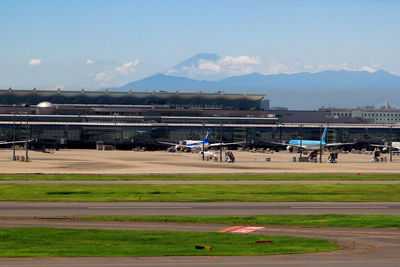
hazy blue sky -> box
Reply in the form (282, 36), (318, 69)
(1, 0), (399, 90)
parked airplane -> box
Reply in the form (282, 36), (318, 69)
(371, 142), (400, 152)
(285, 127), (353, 151)
(159, 129), (243, 152)
(0, 140), (31, 145)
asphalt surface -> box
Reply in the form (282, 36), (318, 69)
(0, 202), (399, 218)
(0, 218), (399, 266)
(2, 180), (400, 184)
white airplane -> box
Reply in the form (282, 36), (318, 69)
(371, 142), (400, 151)
(0, 140), (31, 145)
(276, 127), (353, 151)
(159, 129), (243, 152)
(393, 142), (400, 150)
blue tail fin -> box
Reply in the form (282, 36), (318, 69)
(204, 128), (210, 143)
(321, 127), (327, 143)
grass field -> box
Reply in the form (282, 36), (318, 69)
(1, 173), (400, 181)
(0, 183), (399, 201)
(0, 228), (338, 257)
(85, 214), (400, 228)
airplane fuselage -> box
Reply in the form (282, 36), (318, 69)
(392, 142), (400, 150)
(176, 140), (210, 151)
(288, 140), (326, 150)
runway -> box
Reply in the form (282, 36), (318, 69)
(0, 218), (400, 266)
(2, 180), (400, 184)
(1, 202), (399, 217)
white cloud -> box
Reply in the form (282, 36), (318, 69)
(218, 55), (259, 75)
(94, 70), (113, 82)
(303, 62), (382, 73)
(28, 59), (41, 66)
(198, 60), (221, 72)
(165, 54), (262, 79)
(260, 61), (383, 75)
(86, 59), (96, 64)
(219, 55), (261, 65)
(266, 63), (292, 74)
(218, 55), (261, 75)
(114, 60), (139, 75)
(94, 60), (140, 83)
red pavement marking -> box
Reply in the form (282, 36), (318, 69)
(230, 226), (265, 233)
(218, 225), (243, 233)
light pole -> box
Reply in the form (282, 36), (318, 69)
(319, 125), (323, 163)
(25, 113), (29, 161)
(299, 124), (303, 157)
(219, 122), (222, 162)
(202, 123), (205, 161)
(114, 113), (117, 150)
(12, 113), (16, 161)
(390, 125), (393, 162)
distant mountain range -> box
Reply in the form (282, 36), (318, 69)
(108, 54), (400, 109)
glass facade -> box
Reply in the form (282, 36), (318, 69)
(1, 116), (399, 149)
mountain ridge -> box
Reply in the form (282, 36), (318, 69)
(113, 69), (400, 92)
(107, 53), (400, 109)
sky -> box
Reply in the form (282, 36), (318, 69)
(1, 0), (400, 90)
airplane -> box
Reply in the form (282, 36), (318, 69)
(392, 142), (400, 150)
(371, 142), (400, 152)
(0, 140), (31, 145)
(159, 128), (243, 152)
(284, 127), (353, 151)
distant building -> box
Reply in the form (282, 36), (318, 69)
(0, 88), (265, 110)
(270, 106), (288, 111)
(260, 99), (270, 110)
(319, 107), (400, 124)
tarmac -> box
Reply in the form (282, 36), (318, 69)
(2, 180), (400, 184)
(0, 218), (399, 267)
(1, 149), (400, 266)
(0, 149), (400, 174)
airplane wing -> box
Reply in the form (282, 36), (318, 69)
(268, 141), (289, 146)
(325, 142), (354, 147)
(370, 144), (386, 148)
(208, 141), (245, 147)
(0, 140), (31, 145)
(370, 144), (400, 150)
(158, 141), (178, 146)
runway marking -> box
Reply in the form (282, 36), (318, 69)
(230, 226), (265, 233)
(291, 206), (389, 209)
(87, 206), (193, 209)
(218, 225), (243, 233)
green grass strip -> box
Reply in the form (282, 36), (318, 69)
(0, 228), (338, 257)
(0, 184), (400, 201)
(1, 173), (400, 181)
(85, 214), (400, 228)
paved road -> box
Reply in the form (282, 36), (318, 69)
(2, 180), (400, 184)
(1, 202), (399, 217)
(0, 219), (399, 266)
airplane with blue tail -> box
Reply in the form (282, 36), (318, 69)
(286, 127), (353, 151)
(159, 128), (243, 152)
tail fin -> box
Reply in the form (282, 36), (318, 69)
(321, 127), (327, 143)
(204, 128), (210, 143)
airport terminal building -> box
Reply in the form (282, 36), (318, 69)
(1, 88), (400, 149)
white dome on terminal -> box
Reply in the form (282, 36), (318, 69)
(37, 101), (54, 108)
(36, 101), (56, 115)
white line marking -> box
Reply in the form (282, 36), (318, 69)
(291, 206), (389, 209)
(88, 206), (193, 209)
